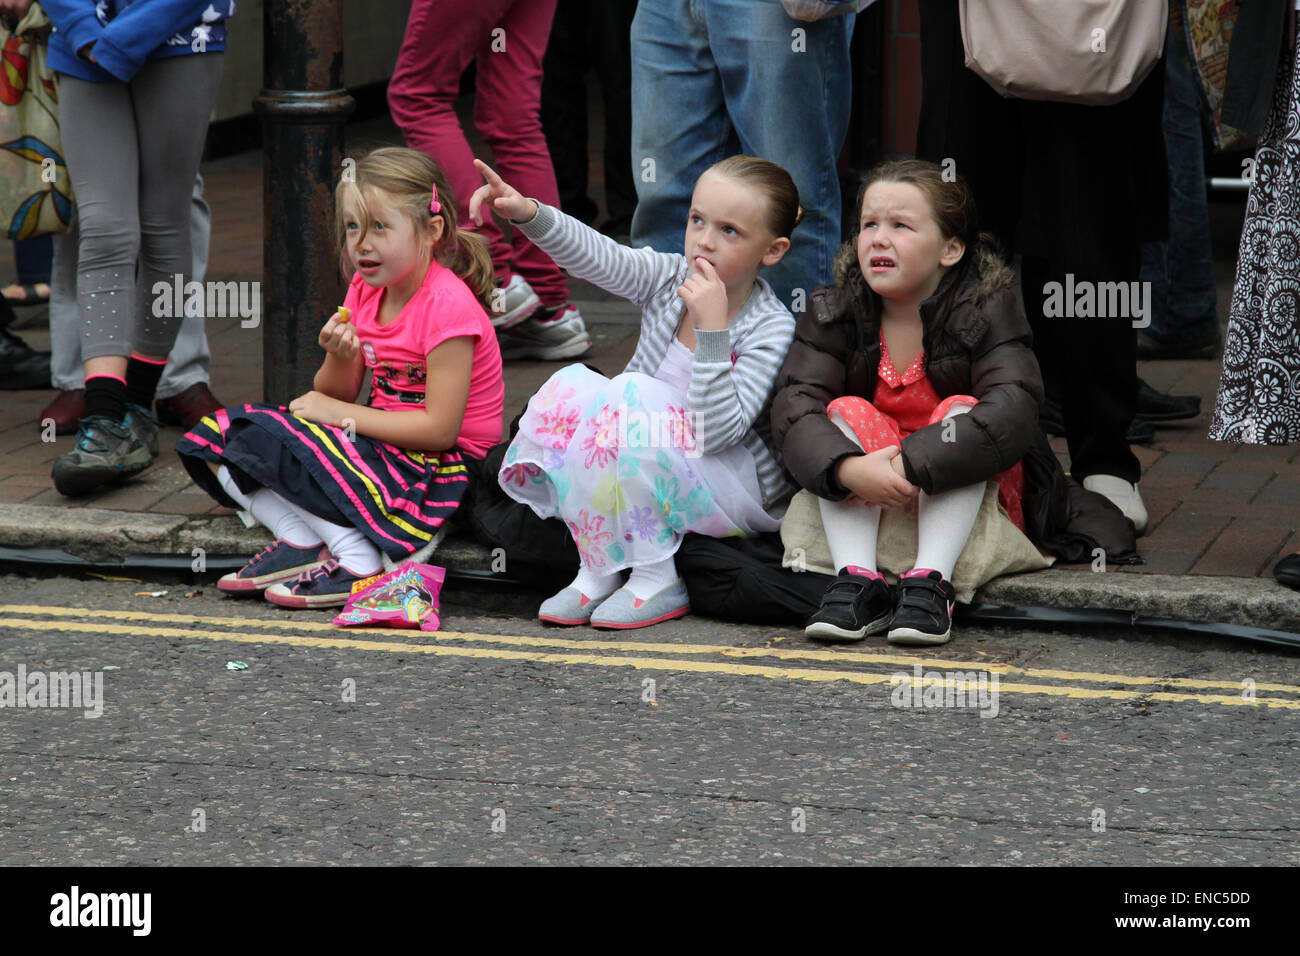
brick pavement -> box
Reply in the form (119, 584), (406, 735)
(1, 127), (1296, 581)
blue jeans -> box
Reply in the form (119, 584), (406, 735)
(1139, 22), (1217, 342)
(630, 0), (854, 309)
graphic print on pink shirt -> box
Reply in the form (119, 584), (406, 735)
(341, 261), (505, 458)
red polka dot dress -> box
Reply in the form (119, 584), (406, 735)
(827, 332), (1026, 530)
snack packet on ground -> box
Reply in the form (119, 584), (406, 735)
(333, 561), (446, 631)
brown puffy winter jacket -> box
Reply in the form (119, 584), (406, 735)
(772, 257), (1041, 498)
(771, 258), (1140, 564)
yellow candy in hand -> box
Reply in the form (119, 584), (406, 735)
(337, 306), (351, 324)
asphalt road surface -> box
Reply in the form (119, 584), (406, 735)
(1, 568), (1297, 865)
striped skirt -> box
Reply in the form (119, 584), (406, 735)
(175, 404), (472, 560)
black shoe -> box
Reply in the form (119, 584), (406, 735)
(1136, 327), (1219, 360)
(1039, 398), (1155, 445)
(1274, 553), (1300, 591)
(887, 570), (957, 646)
(1128, 415), (1156, 445)
(0, 326), (50, 389)
(804, 570), (895, 642)
(51, 415), (153, 497)
(1137, 378), (1201, 422)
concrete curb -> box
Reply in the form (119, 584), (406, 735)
(3, 503), (1300, 634)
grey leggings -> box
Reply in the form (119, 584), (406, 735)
(50, 176), (212, 396)
(58, 54), (225, 361)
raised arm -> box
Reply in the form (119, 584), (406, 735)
(469, 159), (679, 308)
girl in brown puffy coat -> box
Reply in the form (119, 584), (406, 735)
(771, 158), (1127, 646)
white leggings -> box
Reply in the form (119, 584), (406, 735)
(818, 403), (985, 581)
(216, 466), (383, 575)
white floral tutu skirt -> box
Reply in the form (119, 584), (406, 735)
(499, 364), (780, 572)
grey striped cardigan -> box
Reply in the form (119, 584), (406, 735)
(515, 202), (797, 511)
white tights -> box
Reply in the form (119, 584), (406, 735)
(569, 555), (679, 602)
(216, 465), (383, 575)
(819, 405), (985, 581)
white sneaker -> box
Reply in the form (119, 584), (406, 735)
(1082, 474), (1148, 535)
(498, 304), (592, 360)
(490, 273), (541, 329)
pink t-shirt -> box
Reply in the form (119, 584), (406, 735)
(342, 261), (504, 458)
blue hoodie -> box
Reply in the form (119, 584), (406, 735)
(41, 0), (235, 83)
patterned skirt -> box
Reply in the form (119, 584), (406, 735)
(499, 365), (780, 573)
(1209, 26), (1300, 444)
(175, 404), (472, 561)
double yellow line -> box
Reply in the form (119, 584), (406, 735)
(2, 603), (1298, 709)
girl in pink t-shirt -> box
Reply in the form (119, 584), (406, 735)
(176, 147), (504, 608)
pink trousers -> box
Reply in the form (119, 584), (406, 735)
(388, 0), (569, 307)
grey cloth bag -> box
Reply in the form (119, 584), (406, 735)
(959, 0), (1168, 105)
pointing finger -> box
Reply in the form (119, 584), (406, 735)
(473, 158), (504, 189)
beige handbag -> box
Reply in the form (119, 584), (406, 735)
(959, 0), (1168, 105)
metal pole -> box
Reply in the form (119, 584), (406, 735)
(252, 0), (355, 405)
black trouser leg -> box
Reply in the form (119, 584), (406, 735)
(541, 0), (597, 223)
(1022, 255), (1140, 483)
(592, 0), (639, 228)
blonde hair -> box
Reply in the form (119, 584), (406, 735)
(335, 146), (495, 311)
(705, 155), (804, 238)
(833, 158), (1014, 303)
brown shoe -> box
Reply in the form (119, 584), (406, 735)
(155, 382), (223, 429)
(37, 388), (86, 434)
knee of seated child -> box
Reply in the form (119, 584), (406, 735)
(828, 409), (865, 448)
(827, 397), (882, 437)
(928, 396), (978, 426)
(827, 396), (876, 420)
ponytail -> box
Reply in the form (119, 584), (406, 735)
(448, 227), (495, 313)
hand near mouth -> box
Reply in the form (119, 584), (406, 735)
(678, 257), (728, 330)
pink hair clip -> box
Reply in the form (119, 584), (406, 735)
(430, 184), (442, 215)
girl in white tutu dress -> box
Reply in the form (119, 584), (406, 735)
(469, 155), (801, 629)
